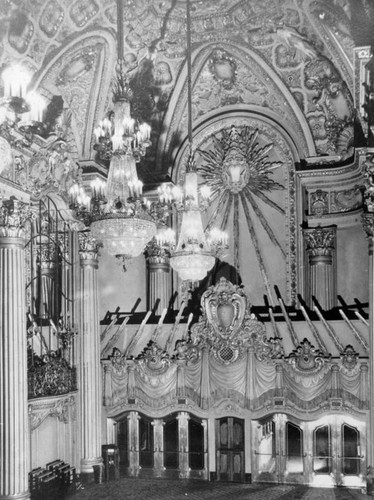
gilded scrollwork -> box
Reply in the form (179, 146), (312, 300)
(340, 344), (359, 375)
(190, 278), (283, 364)
(137, 340), (171, 376)
(286, 338), (330, 374)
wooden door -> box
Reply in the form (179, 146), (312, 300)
(216, 417), (244, 482)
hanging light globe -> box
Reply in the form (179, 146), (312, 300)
(170, 171), (215, 281)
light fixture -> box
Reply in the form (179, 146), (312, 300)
(0, 64), (47, 145)
(69, 0), (159, 259)
(168, 0), (228, 282)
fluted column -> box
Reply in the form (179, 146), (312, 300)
(303, 225), (337, 310)
(78, 232), (102, 475)
(145, 239), (172, 314)
(0, 198), (31, 500)
(362, 211), (374, 468)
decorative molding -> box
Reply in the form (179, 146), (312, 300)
(28, 393), (76, 431)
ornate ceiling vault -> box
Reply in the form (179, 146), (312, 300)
(0, 0), (373, 303)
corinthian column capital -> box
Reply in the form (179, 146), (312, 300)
(303, 225), (336, 261)
(78, 231), (101, 263)
(0, 197), (33, 239)
(145, 237), (170, 266)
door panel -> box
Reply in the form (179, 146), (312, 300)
(216, 417), (244, 482)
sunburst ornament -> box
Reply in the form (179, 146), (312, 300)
(197, 125), (285, 293)
(198, 125), (283, 196)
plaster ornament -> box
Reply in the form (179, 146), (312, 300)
(0, 137), (12, 175)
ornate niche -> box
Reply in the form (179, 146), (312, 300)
(190, 278), (283, 365)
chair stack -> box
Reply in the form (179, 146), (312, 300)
(29, 460), (79, 499)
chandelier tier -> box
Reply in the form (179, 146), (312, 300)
(0, 64), (48, 146)
(69, 0), (158, 259)
(168, 0), (228, 282)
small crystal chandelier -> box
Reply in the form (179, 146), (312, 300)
(168, 0), (228, 282)
(0, 64), (47, 145)
(69, 0), (157, 259)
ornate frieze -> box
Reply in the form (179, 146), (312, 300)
(308, 187), (362, 216)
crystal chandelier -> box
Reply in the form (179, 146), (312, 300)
(69, 0), (157, 259)
(168, 0), (228, 282)
(0, 64), (47, 146)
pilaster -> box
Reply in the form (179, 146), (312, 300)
(362, 211), (374, 468)
(78, 231), (103, 476)
(303, 225), (337, 310)
(0, 198), (31, 500)
(145, 239), (172, 314)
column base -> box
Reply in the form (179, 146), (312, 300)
(80, 458), (104, 485)
(0, 491), (31, 500)
(80, 457), (103, 474)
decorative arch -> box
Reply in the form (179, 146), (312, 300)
(157, 40), (316, 171)
(172, 110), (298, 306)
(30, 29), (117, 159)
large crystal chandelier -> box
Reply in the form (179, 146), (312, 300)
(168, 0), (228, 282)
(69, 0), (156, 259)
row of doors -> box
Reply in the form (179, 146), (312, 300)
(117, 415), (205, 473)
(116, 413), (365, 487)
(254, 416), (364, 488)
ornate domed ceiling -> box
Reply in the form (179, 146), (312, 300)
(0, 0), (373, 303)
